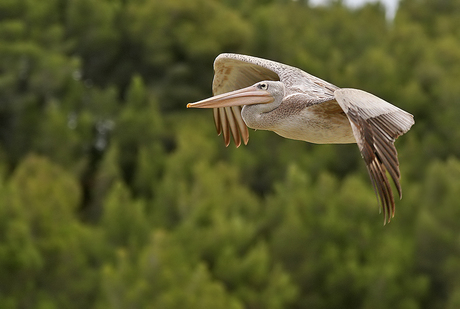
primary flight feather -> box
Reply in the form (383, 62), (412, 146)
(187, 53), (415, 224)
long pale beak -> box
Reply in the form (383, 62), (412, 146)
(187, 85), (274, 108)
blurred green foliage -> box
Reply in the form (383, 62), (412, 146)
(1, 0), (460, 308)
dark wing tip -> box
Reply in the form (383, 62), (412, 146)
(366, 158), (396, 225)
(347, 107), (410, 224)
(334, 89), (414, 224)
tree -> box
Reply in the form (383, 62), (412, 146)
(0, 155), (101, 308)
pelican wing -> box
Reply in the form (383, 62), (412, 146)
(212, 54), (279, 147)
(334, 88), (414, 224)
(212, 53), (338, 147)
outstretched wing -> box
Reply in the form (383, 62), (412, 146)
(334, 88), (414, 224)
(212, 53), (338, 147)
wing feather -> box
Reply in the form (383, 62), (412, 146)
(213, 108), (221, 135)
(230, 106), (249, 146)
(218, 107), (230, 147)
(334, 88), (414, 224)
(225, 106), (241, 147)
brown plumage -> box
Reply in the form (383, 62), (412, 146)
(188, 53), (414, 224)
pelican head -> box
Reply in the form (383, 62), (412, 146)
(188, 81), (284, 111)
(187, 81), (285, 130)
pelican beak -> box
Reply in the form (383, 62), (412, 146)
(187, 85), (274, 108)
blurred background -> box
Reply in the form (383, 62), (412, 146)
(1, 0), (460, 308)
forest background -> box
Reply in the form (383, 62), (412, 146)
(1, 0), (460, 308)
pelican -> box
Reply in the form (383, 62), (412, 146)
(187, 53), (414, 223)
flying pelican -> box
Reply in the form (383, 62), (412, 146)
(187, 53), (414, 223)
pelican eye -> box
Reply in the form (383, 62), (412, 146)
(258, 83), (268, 90)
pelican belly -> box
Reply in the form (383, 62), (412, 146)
(271, 112), (356, 144)
(241, 100), (356, 144)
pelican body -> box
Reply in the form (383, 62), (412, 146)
(187, 53), (414, 224)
